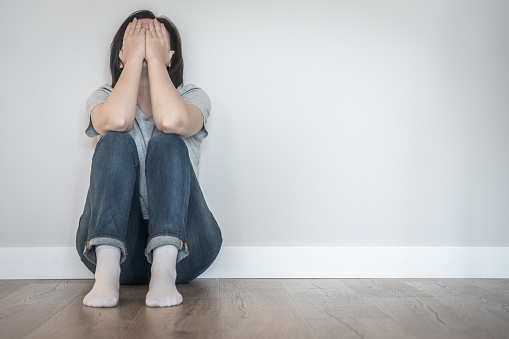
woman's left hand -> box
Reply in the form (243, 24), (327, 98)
(145, 18), (174, 68)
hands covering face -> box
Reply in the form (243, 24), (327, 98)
(119, 17), (175, 69)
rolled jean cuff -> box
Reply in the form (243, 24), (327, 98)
(145, 234), (189, 264)
(83, 236), (128, 265)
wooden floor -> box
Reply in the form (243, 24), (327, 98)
(1, 278), (508, 338)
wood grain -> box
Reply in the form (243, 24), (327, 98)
(0, 278), (507, 339)
(0, 280), (92, 339)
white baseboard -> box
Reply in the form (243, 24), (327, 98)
(0, 246), (508, 279)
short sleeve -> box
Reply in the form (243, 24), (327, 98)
(85, 83), (113, 138)
(179, 84), (211, 140)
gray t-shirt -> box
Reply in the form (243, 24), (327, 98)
(85, 82), (211, 220)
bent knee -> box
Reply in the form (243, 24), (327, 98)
(97, 131), (137, 153)
(148, 131), (187, 153)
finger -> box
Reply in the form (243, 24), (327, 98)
(148, 19), (154, 35)
(135, 18), (142, 34)
(147, 20), (157, 38)
(127, 18), (135, 36)
(140, 26), (146, 38)
(154, 19), (162, 39)
(123, 25), (132, 43)
(150, 19), (159, 39)
(160, 22), (168, 42)
(159, 22), (171, 50)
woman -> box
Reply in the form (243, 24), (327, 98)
(75, 10), (223, 308)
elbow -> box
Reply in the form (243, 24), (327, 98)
(161, 117), (182, 135)
(112, 118), (133, 133)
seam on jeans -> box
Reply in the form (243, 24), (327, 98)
(84, 235), (127, 254)
(121, 163), (139, 241)
(87, 234), (126, 242)
(147, 233), (187, 248)
(148, 232), (185, 240)
(147, 233), (188, 253)
(92, 132), (140, 245)
(86, 235), (126, 250)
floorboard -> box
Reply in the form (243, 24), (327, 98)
(0, 278), (507, 339)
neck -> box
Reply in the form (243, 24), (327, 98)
(137, 62), (152, 117)
(138, 62), (150, 98)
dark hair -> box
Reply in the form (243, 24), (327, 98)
(109, 10), (184, 88)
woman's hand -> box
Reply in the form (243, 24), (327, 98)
(119, 18), (146, 69)
(145, 18), (174, 68)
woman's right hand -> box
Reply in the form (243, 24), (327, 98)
(119, 18), (146, 69)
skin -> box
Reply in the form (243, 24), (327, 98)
(119, 18), (172, 118)
(116, 17), (203, 137)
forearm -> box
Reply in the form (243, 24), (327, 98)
(101, 57), (144, 131)
(147, 61), (188, 133)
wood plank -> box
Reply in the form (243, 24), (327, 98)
(402, 278), (509, 323)
(26, 279), (219, 338)
(220, 279), (303, 320)
(402, 278), (509, 306)
(341, 278), (433, 298)
(221, 318), (317, 339)
(281, 279), (418, 338)
(177, 278), (219, 299)
(2, 278), (508, 339)
(282, 279), (389, 319)
(0, 279), (34, 300)
(307, 317), (418, 339)
(123, 279), (220, 338)
(25, 283), (146, 338)
(305, 318), (360, 339)
(367, 295), (509, 339)
(280, 278), (351, 289)
(127, 298), (220, 338)
(1, 280), (92, 338)
(468, 278), (509, 293)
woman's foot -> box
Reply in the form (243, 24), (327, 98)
(83, 244), (121, 307)
(146, 244), (183, 307)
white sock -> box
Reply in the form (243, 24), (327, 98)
(83, 244), (121, 307)
(146, 244), (183, 307)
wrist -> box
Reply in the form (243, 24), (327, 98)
(123, 56), (144, 68)
(145, 57), (167, 67)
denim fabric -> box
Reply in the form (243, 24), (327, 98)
(75, 131), (223, 285)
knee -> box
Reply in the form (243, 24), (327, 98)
(96, 131), (137, 155)
(148, 131), (188, 155)
(100, 131), (134, 142)
(93, 131), (138, 167)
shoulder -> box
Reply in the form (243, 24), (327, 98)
(87, 83), (112, 98)
(86, 83), (113, 114)
(177, 83), (208, 98)
(178, 83), (210, 106)
(177, 84), (212, 121)
(98, 82), (113, 94)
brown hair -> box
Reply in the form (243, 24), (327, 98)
(109, 9), (184, 88)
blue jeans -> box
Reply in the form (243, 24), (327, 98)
(75, 131), (223, 285)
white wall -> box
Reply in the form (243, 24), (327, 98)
(1, 0), (508, 255)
